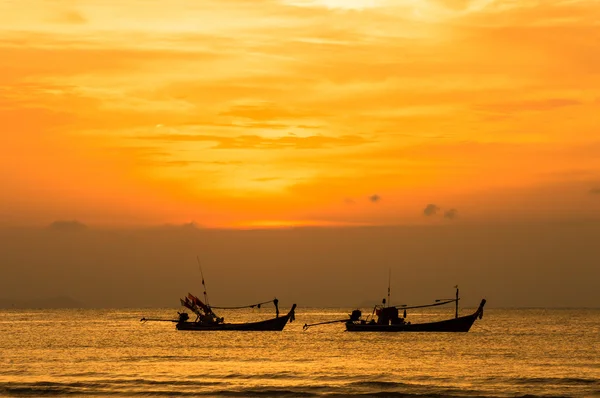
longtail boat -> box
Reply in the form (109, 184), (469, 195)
(141, 259), (296, 331)
(141, 296), (297, 331)
(176, 303), (296, 331)
(304, 287), (486, 333)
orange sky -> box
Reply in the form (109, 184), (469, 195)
(1, 0), (599, 227)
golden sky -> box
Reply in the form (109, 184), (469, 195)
(1, 0), (599, 227)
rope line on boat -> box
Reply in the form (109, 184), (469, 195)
(303, 319), (346, 330)
(210, 299), (277, 310)
(140, 317), (178, 323)
(393, 298), (457, 310)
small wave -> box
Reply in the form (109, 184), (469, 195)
(196, 388), (318, 397)
(58, 371), (104, 378)
(342, 382), (494, 398)
(510, 376), (599, 386)
(223, 371), (296, 380)
(0, 380), (222, 397)
(102, 378), (223, 387)
(0, 387), (67, 396)
(0, 370), (25, 376)
(516, 395), (573, 398)
(122, 355), (201, 362)
(346, 380), (410, 389)
(0, 384), (80, 396)
(325, 393), (486, 398)
(108, 390), (221, 396)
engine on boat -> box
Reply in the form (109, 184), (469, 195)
(350, 309), (362, 322)
(178, 312), (189, 323)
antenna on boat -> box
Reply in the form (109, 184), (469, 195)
(197, 256), (210, 306)
(387, 268), (391, 307)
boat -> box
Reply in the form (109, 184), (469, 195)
(176, 303), (297, 331)
(304, 287), (485, 333)
(141, 294), (297, 331)
(140, 259), (296, 331)
(345, 298), (485, 332)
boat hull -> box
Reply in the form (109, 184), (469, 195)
(346, 299), (485, 333)
(176, 304), (296, 331)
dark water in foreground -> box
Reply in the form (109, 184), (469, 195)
(0, 307), (599, 397)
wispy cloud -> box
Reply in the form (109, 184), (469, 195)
(477, 98), (582, 114)
(253, 177), (281, 182)
(220, 103), (323, 121)
(51, 10), (87, 25)
(139, 134), (372, 150)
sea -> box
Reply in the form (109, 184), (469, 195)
(0, 307), (598, 397)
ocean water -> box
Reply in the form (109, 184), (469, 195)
(0, 306), (598, 397)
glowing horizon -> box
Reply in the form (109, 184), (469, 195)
(1, 0), (599, 228)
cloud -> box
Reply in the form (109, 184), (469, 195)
(49, 11), (87, 25)
(444, 208), (458, 219)
(369, 194), (381, 203)
(253, 177), (280, 182)
(477, 98), (582, 114)
(48, 220), (87, 231)
(140, 133), (371, 150)
(219, 103), (321, 121)
(423, 204), (440, 216)
(433, 0), (473, 11)
(590, 188), (600, 195)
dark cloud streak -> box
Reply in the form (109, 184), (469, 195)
(48, 220), (87, 231)
(369, 194), (381, 203)
(444, 209), (458, 219)
(423, 204), (440, 216)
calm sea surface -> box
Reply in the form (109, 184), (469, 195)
(0, 307), (598, 397)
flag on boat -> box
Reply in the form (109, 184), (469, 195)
(188, 293), (212, 314)
(181, 298), (199, 314)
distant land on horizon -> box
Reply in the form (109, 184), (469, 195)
(0, 296), (85, 309)
(0, 296), (598, 310)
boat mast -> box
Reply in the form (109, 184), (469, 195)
(197, 256), (210, 306)
(455, 285), (459, 319)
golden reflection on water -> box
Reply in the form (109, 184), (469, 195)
(0, 308), (599, 396)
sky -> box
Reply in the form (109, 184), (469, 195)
(1, 1), (599, 308)
(1, 0), (599, 228)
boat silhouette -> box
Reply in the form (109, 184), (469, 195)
(304, 287), (486, 332)
(141, 258), (296, 331)
(141, 295), (297, 332)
